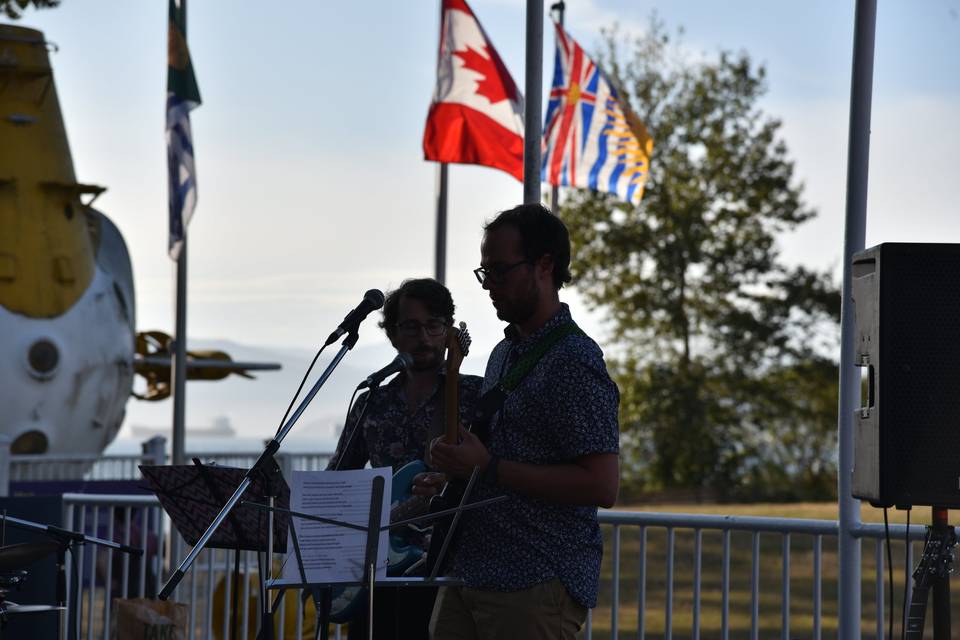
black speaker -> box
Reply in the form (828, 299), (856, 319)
(852, 243), (960, 508)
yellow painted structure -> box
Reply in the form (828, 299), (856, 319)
(0, 24), (104, 318)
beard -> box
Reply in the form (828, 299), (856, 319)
(410, 344), (445, 371)
(495, 279), (540, 325)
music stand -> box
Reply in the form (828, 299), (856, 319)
(254, 480), (506, 640)
(140, 460), (290, 640)
(255, 475), (387, 640)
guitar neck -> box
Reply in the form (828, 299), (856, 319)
(904, 584), (930, 639)
(444, 362), (459, 443)
(443, 325), (467, 444)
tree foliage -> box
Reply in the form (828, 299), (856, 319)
(559, 19), (841, 500)
(1, 0), (60, 20)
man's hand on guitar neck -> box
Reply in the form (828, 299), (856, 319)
(429, 426), (492, 480)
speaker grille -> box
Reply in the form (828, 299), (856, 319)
(880, 244), (960, 507)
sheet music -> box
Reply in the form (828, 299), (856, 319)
(277, 468), (391, 585)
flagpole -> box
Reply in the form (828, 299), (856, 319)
(837, 0), (876, 635)
(434, 162), (448, 284)
(523, 0), (544, 204)
(167, 0), (200, 469)
(172, 239), (187, 466)
(549, 1), (564, 213)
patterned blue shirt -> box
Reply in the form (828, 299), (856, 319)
(328, 372), (483, 473)
(450, 304), (620, 608)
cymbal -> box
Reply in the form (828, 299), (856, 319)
(0, 602), (65, 614)
(0, 541), (60, 571)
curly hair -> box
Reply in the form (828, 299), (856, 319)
(379, 278), (455, 337)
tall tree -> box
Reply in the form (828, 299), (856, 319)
(560, 20), (841, 499)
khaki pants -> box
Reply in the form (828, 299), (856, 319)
(429, 579), (587, 640)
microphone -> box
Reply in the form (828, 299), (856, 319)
(324, 289), (385, 346)
(358, 353), (413, 389)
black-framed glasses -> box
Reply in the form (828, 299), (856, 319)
(395, 319), (449, 337)
(473, 260), (532, 285)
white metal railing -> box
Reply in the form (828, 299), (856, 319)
(8, 452), (159, 482)
(593, 511), (934, 640)
(61, 493), (346, 640)
(3, 436), (332, 484)
(57, 494), (938, 640)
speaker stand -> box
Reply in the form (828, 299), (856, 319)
(931, 508), (952, 640)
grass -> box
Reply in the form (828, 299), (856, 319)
(586, 502), (952, 639)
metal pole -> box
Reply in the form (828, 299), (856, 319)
(932, 508), (952, 640)
(172, 236), (188, 466)
(435, 163), (448, 284)
(523, 0), (544, 204)
(549, 1), (564, 213)
(838, 0), (877, 636)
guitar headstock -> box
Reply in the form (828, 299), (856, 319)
(445, 322), (470, 375)
(912, 535), (955, 589)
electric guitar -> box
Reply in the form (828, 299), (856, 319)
(422, 323), (476, 577)
(329, 323), (471, 623)
(905, 527), (956, 639)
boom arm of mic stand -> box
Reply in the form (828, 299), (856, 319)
(159, 333), (359, 601)
(0, 515), (141, 555)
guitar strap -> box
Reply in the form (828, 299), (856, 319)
(471, 321), (583, 443)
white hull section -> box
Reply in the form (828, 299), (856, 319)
(0, 264), (134, 454)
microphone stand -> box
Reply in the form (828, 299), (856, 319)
(159, 330), (361, 601)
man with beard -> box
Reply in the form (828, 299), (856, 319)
(328, 278), (482, 640)
(421, 204), (621, 640)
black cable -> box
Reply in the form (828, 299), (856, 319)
(274, 345), (328, 438)
(884, 508), (893, 640)
(332, 387), (374, 471)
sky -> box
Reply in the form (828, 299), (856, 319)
(5, 0), (959, 443)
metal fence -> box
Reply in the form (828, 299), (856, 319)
(1, 437), (941, 639)
(62, 492), (346, 640)
(56, 492), (942, 640)
(3, 437), (332, 484)
(586, 511), (937, 640)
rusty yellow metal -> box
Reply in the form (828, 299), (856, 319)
(133, 331), (261, 401)
(0, 25), (101, 318)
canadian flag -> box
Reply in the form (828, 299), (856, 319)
(423, 0), (524, 181)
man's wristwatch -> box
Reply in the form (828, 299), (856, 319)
(482, 454), (500, 486)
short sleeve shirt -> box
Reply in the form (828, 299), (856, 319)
(328, 371), (483, 472)
(450, 304), (620, 608)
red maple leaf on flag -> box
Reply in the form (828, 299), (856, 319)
(453, 44), (519, 105)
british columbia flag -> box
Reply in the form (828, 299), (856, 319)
(542, 23), (653, 205)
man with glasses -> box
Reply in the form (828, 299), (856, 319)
(424, 204), (621, 640)
(328, 278), (482, 640)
